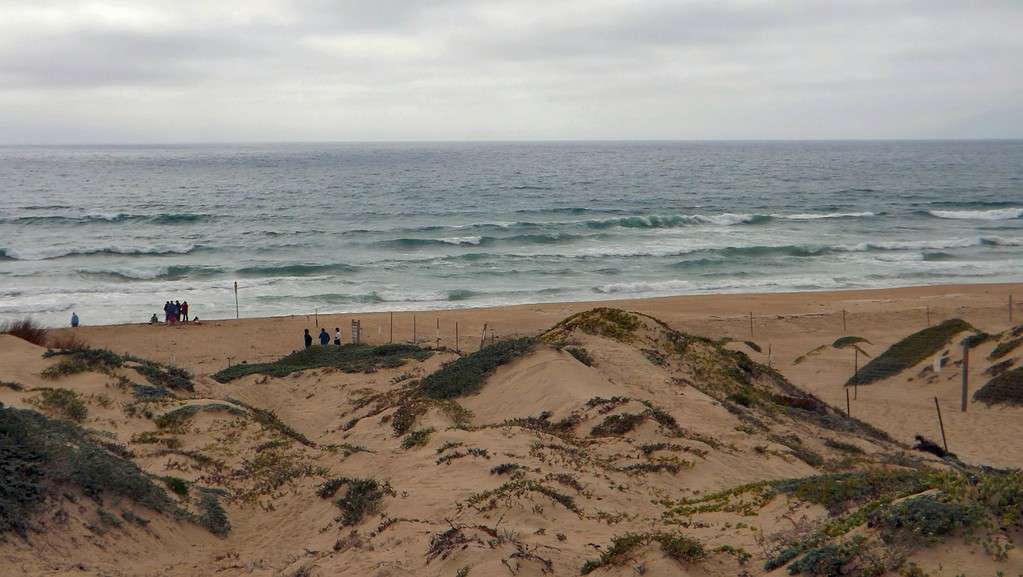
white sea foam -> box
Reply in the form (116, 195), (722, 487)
(780, 212), (875, 220)
(928, 208), (1023, 220)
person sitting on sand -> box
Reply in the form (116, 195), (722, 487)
(150, 313), (159, 324)
(70, 312), (79, 328)
(319, 328), (330, 347)
(334, 327), (342, 348)
(304, 329), (312, 349)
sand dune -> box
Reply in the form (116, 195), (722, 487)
(3, 284), (1023, 576)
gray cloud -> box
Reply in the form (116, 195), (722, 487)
(0, 0), (1019, 142)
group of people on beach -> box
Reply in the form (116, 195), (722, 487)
(304, 327), (343, 349)
(156, 300), (192, 324)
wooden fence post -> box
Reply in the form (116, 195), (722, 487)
(479, 323), (488, 351)
(412, 314), (416, 343)
(749, 312), (754, 339)
(455, 322), (460, 353)
(934, 397), (948, 453)
(846, 388), (851, 416)
(389, 312), (393, 344)
(842, 309), (847, 333)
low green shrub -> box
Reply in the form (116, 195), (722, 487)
(418, 337), (535, 399)
(401, 428), (433, 449)
(581, 532), (704, 574)
(590, 412), (646, 437)
(868, 496), (979, 544)
(197, 492), (231, 536)
(318, 477), (395, 526)
(847, 319), (974, 385)
(0, 404), (175, 535)
(974, 366), (1023, 406)
(29, 388), (88, 422)
(212, 344), (432, 383)
(565, 347), (594, 366)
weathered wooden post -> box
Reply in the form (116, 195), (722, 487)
(479, 323), (488, 351)
(749, 312), (754, 339)
(842, 309), (847, 333)
(455, 321), (460, 353)
(436, 317), (440, 348)
(846, 388), (851, 416)
(234, 281), (239, 320)
(412, 314), (416, 343)
(389, 312), (393, 344)
(934, 397), (948, 453)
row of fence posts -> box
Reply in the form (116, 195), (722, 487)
(327, 313), (499, 354)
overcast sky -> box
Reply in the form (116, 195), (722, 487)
(0, 0), (1020, 143)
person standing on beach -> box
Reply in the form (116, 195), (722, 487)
(181, 301), (189, 323)
(174, 301), (182, 323)
(304, 329), (312, 349)
(334, 327), (342, 348)
(163, 301), (171, 323)
(70, 312), (79, 328)
(319, 328), (330, 347)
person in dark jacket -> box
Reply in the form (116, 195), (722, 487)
(181, 301), (189, 323)
(304, 329), (312, 349)
(319, 328), (330, 346)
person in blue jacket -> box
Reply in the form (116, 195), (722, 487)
(70, 312), (79, 328)
(319, 328), (330, 346)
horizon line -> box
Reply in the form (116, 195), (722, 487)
(1, 137), (1022, 148)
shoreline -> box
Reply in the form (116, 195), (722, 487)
(44, 280), (1023, 330)
(53, 281), (1022, 372)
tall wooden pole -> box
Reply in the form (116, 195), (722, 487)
(842, 309), (847, 333)
(479, 323), (488, 351)
(412, 314), (416, 343)
(934, 397), (948, 453)
(961, 344), (969, 412)
(234, 281), (239, 320)
(389, 312), (393, 344)
(846, 388), (851, 416)
(455, 322), (459, 353)
(749, 312), (754, 339)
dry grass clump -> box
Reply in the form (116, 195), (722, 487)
(542, 308), (642, 343)
(847, 319), (974, 386)
(581, 532), (704, 574)
(1, 318), (48, 346)
(28, 388), (88, 422)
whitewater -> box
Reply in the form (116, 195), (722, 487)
(1, 140), (1021, 326)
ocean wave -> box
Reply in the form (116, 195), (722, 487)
(594, 279), (693, 294)
(77, 265), (227, 281)
(2, 244), (203, 261)
(4, 212), (212, 226)
(235, 263), (359, 277)
(779, 211), (876, 220)
(926, 208), (1023, 221)
(375, 233), (584, 249)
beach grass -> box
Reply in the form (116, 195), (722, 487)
(211, 343), (432, 383)
(847, 319), (974, 386)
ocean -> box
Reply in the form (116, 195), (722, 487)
(1, 141), (1022, 327)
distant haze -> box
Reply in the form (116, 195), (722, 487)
(0, 0), (1021, 144)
